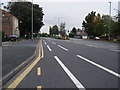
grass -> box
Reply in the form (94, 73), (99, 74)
(51, 36), (69, 40)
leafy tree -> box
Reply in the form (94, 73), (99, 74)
(82, 11), (96, 38)
(69, 27), (76, 37)
(8, 2), (44, 37)
(82, 11), (111, 38)
(94, 13), (105, 36)
(59, 22), (66, 37)
(50, 25), (59, 36)
(111, 21), (119, 36)
(41, 33), (48, 37)
(49, 26), (52, 35)
(71, 27), (76, 34)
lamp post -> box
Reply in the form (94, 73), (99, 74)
(108, 1), (111, 40)
(31, 0), (33, 40)
(55, 17), (63, 31)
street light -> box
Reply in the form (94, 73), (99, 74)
(31, 0), (33, 41)
(55, 17), (63, 31)
(108, 1), (111, 40)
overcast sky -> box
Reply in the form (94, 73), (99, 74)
(1, 0), (119, 33)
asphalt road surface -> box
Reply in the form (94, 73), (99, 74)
(2, 39), (39, 76)
(3, 37), (120, 90)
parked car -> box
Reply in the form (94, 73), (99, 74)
(94, 37), (100, 40)
(8, 34), (19, 41)
(3, 35), (9, 42)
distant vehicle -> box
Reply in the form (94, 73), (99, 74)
(94, 37), (100, 40)
(3, 35), (9, 41)
(9, 34), (19, 41)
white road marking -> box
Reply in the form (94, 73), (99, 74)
(86, 44), (94, 47)
(77, 55), (120, 78)
(58, 45), (68, 51)
(110, 49), (120, 52)
(43, 41), (47, 45)
(43, 40), (47, 45)
(54, 56), (85, 89)
(52, 42), (56, 44)
(47, 45), (52, 51)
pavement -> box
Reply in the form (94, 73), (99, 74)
(2, 37), (120, 89)
(2, 39), (39, 76)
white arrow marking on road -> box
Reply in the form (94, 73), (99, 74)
(47, 45), (52, 51)
(58, 45), (68, 51)
(77, 55), (120, 78)
(54, 56), (85, 89)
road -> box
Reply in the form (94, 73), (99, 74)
(2, 37), (119, 89)
(2, 39), (39, 76)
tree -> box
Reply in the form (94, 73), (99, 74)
(8, 2), (44, 37)
(50, 25), (59, 36)
(94, 13), (105, 36)
(69, 27), (76, 37)
(82, 11), (96, 38)
(82, 11), (109, 38)
(59, 22), (66, 37)
(71, 27), (76, 34)
(49, 26), (52, 35)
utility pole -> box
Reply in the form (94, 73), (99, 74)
(108, 1), (111, 40)
(31, 0), (33, 40)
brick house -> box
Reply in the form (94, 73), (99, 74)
(1, 9), (20, 36)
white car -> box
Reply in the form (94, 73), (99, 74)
(94, 37), (100, 40)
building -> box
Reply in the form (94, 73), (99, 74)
(75, 28), (88, 39)
(1, 9), (20, 36)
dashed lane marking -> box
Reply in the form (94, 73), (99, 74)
(43, 40), (47, 45)
(47, 45), (52, 51)
(37, 86), (42, 90)
(58, 45), (68, 51)
(77, 55), (120, 78)
(37, 67), (41, 76)
(52, 42), (56, 44)
(54, 56), (85, 89)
